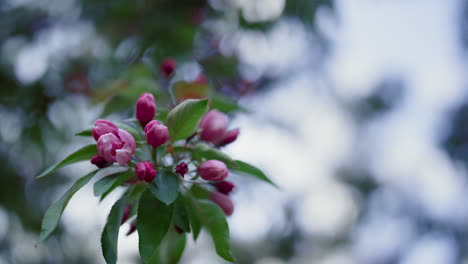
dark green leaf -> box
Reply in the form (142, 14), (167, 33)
(233, 160), (278, 188)
(126, 184), (148, 203)
(198, 200), (234, 262)
(192, 143), (238, 168)
(37, 145), (98, 179)
(149, 170), (179, 205)
(155, 108), (169, 123)
(211, 95), (249, 113)
(94, 169), (132, 197)
(173, 196), (190, 233)
(75, 128), (93, 137)
(37, 170), (98, 244)
(190, 184), (210, 200)
(101, 195), (127, 264)
(138, 190), (174, 263)
(160, 230), (187, 264)
(182, 194), (201, 241)
(166, 99), (209, 141)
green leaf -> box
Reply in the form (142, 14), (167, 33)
(101, 195), (127, 264)
(172, 196), (190, 233)
(233, 160), (278, 188)
(115, 121), (144, 141)
(37, 145), (98, 179)
(149, 170), (179, 205)
(172, 81), (210, 101)
(37, 170), (98, 244)
(155, 109), (169, 123)
(211, 95), (249, 113)
(138, 190), (174, 263)
(126, 183), (148, 203)
(182, 194), (201, 241)
(190, 184), (210, 200)
(166, 98), (209, 141)
(160, 230), (187, 264)
(94, 169), (132, 197)
(75, 127), (92, 137)
(198, 200), (234, 262)
(192, 143), (238, 168)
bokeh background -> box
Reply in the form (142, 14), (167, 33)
(2, 0), (468, 263)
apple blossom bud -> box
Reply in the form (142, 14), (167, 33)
(194, 73), (207, 84)
(145, 120), (170, 148)
(92, 119), (119, 141)
(174, 225), (184, 234)
(135, 161), (157, 182)
(210, 191), (234, 216)
(175, 162), (188, 177)
(160, 58), (176, 77)
(136, 93), (156, 127)
(121, 204), (132, 225)
(198, 160), (228, 182)
(199, 110), (228, 144)
(126, 220), (137, 236)
(214, 181), (235, 195)
(218, 128), (240, 147)
(97, 129), (136, 165)
(90, 155), (109, 168)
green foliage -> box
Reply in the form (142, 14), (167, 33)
(149, 170), (179, 205)
(198, 200), (234, 262)
(166, 98), (209, 141)
(75, 128), (93, 137)
(172, 81), (210, 101)
(182, 194), (202, 241)
(37, 170), (98, 244)
(101, 195), (127, 264)
(36, 145), (98, 179)
(193, 143), (238, 168)
(211, 95), (249, 113)
(172, 196), (191, 233)
(234, 160), (278, 188)
(94, 169), (132, 197)
(138, 189), (174, 263)
(156, 229), (187, 264)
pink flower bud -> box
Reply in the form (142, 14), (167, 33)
(160, 58), (176, 77)
(92, 119), (119, 141)
(174, 225), (184, 234)
(145, 120), (170, 148)
(198, 160), (228, 182)
(126, 219), (137, 236)
(175, 162), (188, 177)
(136, 93), (156, 127)
(218, 128), (240, 147)
(96, 129), (136, 166)
(199, 110), (228, 144)
(210, 191), (234, 216)
(121, 204), (132, 225)
(194, 73), (207, 84)
(90, 155), (109, 168)
(214, 181), (235, 195)
(135, 161), (157, 182)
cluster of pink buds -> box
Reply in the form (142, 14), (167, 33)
(38, 59), (274, 264)
(88, 91), (241, 218)
(199, 160), (235, 215)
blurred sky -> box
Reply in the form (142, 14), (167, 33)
(5, 0), (468, 263)
(230, 0), (468, 263)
